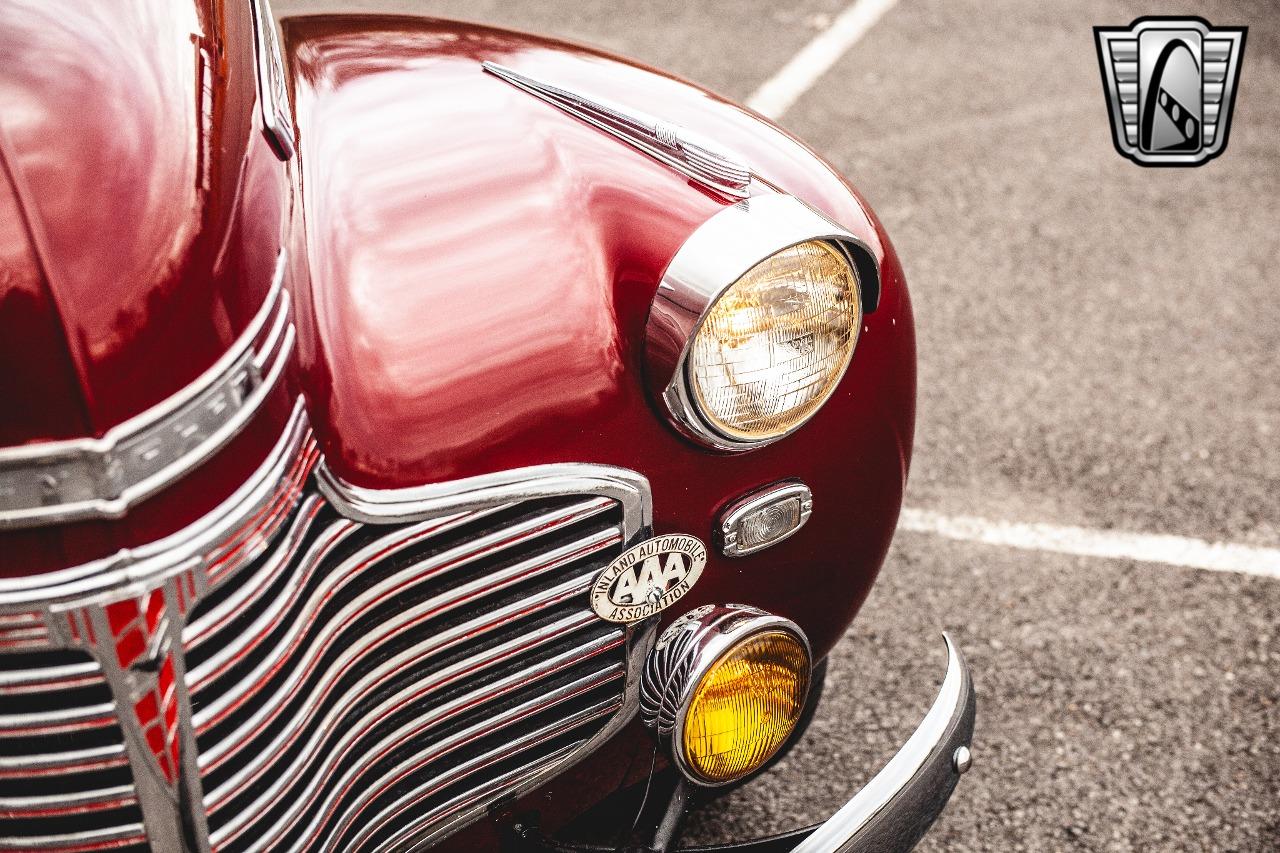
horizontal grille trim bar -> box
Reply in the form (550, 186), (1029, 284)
(0, 614), (44, 649)
(317, 461), (651, 534)
(0, 251), (291, 532)
(0, 744), (126, 776)
(183, 496), (334, 650)
(203, 439), (320, 586)
(203, 438), (320, 586)
(247, 653), (622, 845)
(252, 288), (292, 375)
(0, 703), (116, 736)
(214, 634), (625, 848)
(390, 740), (585, 851)
(190, 497), (615, 733)
(0, 660), (101, 693)
(347, 696), (622, 852)
(207, 601), (606, 809)
(0, 821), (146, 851)
(186, 502), (511, 692)
(185, 518), (355, 681)
(196, 523), (621, 777)
(0, 784), (136, 815)
(0, 628), (50, 652)
(0, 450), (653, 853)
(0, 399), (313, 614)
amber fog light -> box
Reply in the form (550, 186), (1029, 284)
(641, 605), (812, 786)
(681, 630), (810, 783)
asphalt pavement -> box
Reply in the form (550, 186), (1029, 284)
(277, 1), (1280, 849)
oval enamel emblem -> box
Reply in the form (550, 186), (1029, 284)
(591, 534), (707, 623)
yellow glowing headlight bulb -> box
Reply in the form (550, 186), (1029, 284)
(679, 630), (811, 784)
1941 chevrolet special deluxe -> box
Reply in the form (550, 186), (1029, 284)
(0, 0), (975, 850)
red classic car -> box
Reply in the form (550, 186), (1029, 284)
(0, 1), (974, 851)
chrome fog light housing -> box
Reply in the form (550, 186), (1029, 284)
(640, 604), (812, 786)
(646, 193), (880, 451)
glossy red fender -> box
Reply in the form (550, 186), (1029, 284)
(284, 13), (915, 654)
(281, 13), (915, 847)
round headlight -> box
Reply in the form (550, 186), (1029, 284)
(646, 194), (879, 450)
(687, 240), (861, 442)
(679, 628), (810, 784)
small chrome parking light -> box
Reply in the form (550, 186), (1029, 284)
(718, 480), (813, 557)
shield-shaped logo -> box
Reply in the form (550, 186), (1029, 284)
(1094, 17), (1246, 166)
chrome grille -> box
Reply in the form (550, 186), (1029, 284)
(0, 427), (650, 852)
(185, 491), (630, 851)
(0, 648), (146, 851)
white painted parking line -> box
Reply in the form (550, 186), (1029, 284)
(899, 508), (1280, 580)
(746, 0), (902, 119)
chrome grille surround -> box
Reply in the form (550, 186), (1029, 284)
(0, 400), (318, 852)
(0, 402), (654, 853)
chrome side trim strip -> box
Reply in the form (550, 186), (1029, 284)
(0, 398), (313, 615)
(481, 61), (751, 199)
(0, 251), (294, 530)
(248, 0), (295, 160)
(317, 460), (652, 536)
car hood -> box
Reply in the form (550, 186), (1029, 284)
(0, 0), (287, 447)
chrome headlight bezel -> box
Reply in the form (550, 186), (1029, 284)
(645, 193), (881, 451)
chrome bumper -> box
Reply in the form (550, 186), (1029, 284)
(513, 635), (974, 853)
(788, 634), (975, 853)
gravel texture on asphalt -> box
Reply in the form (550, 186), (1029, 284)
(275, 1), (1280, 849)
